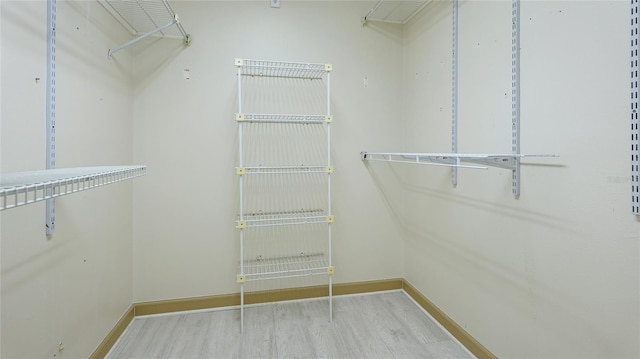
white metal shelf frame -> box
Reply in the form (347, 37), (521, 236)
(234, 58), (334, 333)
(98, 0), (191, 59)
(0, 166), (146, 211)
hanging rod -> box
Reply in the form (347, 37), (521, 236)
(360, 152), (558, 171)
(99, 0), (191, 59)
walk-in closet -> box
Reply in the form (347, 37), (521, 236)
(1, 0), (638, 358)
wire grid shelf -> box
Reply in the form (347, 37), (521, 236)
(237, 59), (330, 80)
(239, 114), (328, 124)
(103, 0), (186, 37)
(0, 166), (146, 211)
(242, 253), (330, 281)
(239, 209), (329, 228)
(242, 166), (329, 175)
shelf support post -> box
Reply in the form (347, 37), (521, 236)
(511, 0), (521, 198)
(632, 0), (640, 214)
(451, 0), (459, 187)
(46, 0), (57, 235)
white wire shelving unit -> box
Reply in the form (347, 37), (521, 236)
(361, 0), (431, 25)
(235, 58), (334, 333)
(0, 166), (146, 211)
(98, 0), (191, 59)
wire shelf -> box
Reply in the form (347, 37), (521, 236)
(101, 0), (186, 37)
(242, 253), (330, 281)
(236, 59), (331, 80)
(361, 152), (557, 170)
(99, 0), (190, 58)
(238, 113), (328, 124)
(239, 209), (329, 228)
(0, 166), (146, 211)
(242, 166), (329, 175)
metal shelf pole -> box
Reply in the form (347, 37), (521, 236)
(46, 0), (57, 235)
(451, 0), (458, 187)
(326, 71), (333, 323)
(632, 0), (639, 214)
(511, 0), (521, 198)
(108, 18), (176, 59)
(237, 63), (245, 334)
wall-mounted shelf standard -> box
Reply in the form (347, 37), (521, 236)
(631, 0), (639, 215)
(235, 58), (334, 333)
(361, 0), (431, 25)
(0, 166), (146, 211)
(98, 0), (191, 59)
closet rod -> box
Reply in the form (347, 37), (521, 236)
(108, 17), (176, 59)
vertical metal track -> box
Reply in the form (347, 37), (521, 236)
(632, 0), (639, 214)
(511, 0), (521, 198)
(451, 0), (458, 187)
(237, 64), (245, 333)
(326, 71), (333, 323)
(46, 0), (57, 234)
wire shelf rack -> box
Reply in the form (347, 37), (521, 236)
(99, 0), (191, 58)
(236, 59), (331, 80)
(238, 209), (330, 228)
(237, 113), (329, 124)
(361, 152), (558, 170)
(0, 166), (146, 211)
(242, 253), (330, 281)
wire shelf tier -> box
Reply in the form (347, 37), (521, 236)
(236, 59), (331, 80)
(238, 113), (329, 124)
(0, 166), (146, 211)
(242, 253), (330, 281)
(241, 166), (330, 175)
(238, 209), (329, 228)
(361, 152), (557, 170)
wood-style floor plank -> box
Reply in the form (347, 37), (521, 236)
(106, 291), (474, 359)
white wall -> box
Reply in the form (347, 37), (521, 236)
(132, 1), (406, 302)
(401, 0), (640, 357)
(1, 1), (135, 357)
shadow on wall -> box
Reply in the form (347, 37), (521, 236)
(402, 221), (615, 353)
(403, 0), (453, 46)
(132, 37), (188, 94)
(363, 159), (619, 353)
(364, 159), (576, 235)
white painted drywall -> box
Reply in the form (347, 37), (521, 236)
(131, 1), (406, 301)
(0, 0), (135, 357)
(400, 0), (640, 357)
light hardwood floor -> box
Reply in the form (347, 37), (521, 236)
(106, 291), (475, 358)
